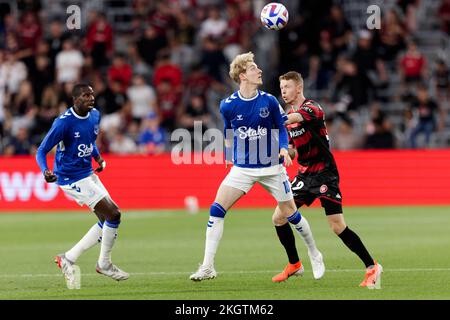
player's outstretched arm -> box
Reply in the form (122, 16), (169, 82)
(279, 148), (293, 166)
(288, 146), (297, 160)
(285, 113), (303, 125)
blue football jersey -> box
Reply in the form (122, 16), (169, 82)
(220, 90), (289, 168)
(36, 107), (101, 185)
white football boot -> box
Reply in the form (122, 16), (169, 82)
(54, 254), (81, 289)
(96, 262), (129, 281)
(190, 264), (217, 281)
(308, 250), (325, 280)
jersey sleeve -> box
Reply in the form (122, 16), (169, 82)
(296, 101), (321, 122)
(219, 100), (233, 161)
(269, 96), (289, 150)
(35, 118), (65, 173)
(220, 100), (232, 137)
(92, 110), (101, 159)
(92, 143), (100, 159)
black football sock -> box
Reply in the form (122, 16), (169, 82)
(338, 226), (374, 268)
(275, 223), (300, 264)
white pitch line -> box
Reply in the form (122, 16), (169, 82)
(1, 268), (450, 278)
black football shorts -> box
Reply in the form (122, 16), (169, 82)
(291, 170), (343, 215)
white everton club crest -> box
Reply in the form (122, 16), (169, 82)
(320, 185), (328, 193)
(259, 107), (270, 118)
(94, 125), (99, 135)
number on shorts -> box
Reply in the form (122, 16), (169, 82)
(291, 177), (304, 191)
(283, 180), (290, 194)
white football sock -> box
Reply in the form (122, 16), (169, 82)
(65, 223), (102, 263)
(98, 223), (118, 268)
(202, 216), (224, 267)
(291, 215), (320, 256)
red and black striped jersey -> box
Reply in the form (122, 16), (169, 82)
(286, 99), (338, 175)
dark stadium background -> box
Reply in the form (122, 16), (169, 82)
(0, 0), (449, 210)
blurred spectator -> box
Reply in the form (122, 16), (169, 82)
(399, 40), (427, 89)
(95, 79), (127, 115)
(55, 39), (83, 84)
(0, 50), (28, 95)
(374, 9), (407, 65)
(138, 112), (166, 154)
(3, 126), (32, 155)
(156, 79), (181, 132)
(408, 85), (444, 148)
(333, 56), (372, 111)
(127, 44), (152, 78)
(10, 80), (35, 117)
(86, 12), (113, 69)
(17, 12), (41, 48)
(364, 109), (395, 149)
(153, 50), (183, 89)
(29, 94), (59, 144)
(199, 5), (227, 40)
(29, 54), (53, 105)
(137, 24), (168, 68)
(179, 94), (211, 130)
(58, 81), (75, 108)
(397, 0), (419, 33)
(352, 30), (388, 87)
(178, 94), (212, 151)
(320, 5), (352, 54)
(200, 36), (228, 82)
(169, 35), (195, 75)
(107, 53), (133, 93)
(174, 10), (196, 46)
(133, 0), (152, 17)
(433, 59), (450, 102)
(17, 11), (42, 69)
(309, 31), (337, 90)
(184, 64), (214, 98)
(438, 0), (450, 35)
(148, 1), (177, 40)
(109, 128), (138, 154)
(332, 119), (361, 150)
(224, 3), (243, 63)
(46, 20), (68, 69)
(127, 74), (157, 120)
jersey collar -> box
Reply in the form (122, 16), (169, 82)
(237, 90), (259, 101)
(70, 107), (90, 119)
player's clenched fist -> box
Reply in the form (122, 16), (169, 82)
(95, 156), (106, 173)
(44, 169), (57, 183)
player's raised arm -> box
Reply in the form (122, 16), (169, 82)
(36, 119), (65, 183)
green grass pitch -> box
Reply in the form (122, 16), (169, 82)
(1, 206), (450, 300)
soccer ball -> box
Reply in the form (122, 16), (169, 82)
(260, 2), (289, 30)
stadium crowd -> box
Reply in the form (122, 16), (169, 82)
(0, 0), (449, 156)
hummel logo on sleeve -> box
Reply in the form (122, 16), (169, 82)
(60, 111), (71, 119)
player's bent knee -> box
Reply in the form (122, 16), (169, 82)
(330, 222), (346, 235)
(106, 207), (121, 222)
(272, 214), (287, 226)
(277, 200), (297, 216)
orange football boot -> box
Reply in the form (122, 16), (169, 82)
(272, 261), (304, 283)
(359, 261), (383, 289)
